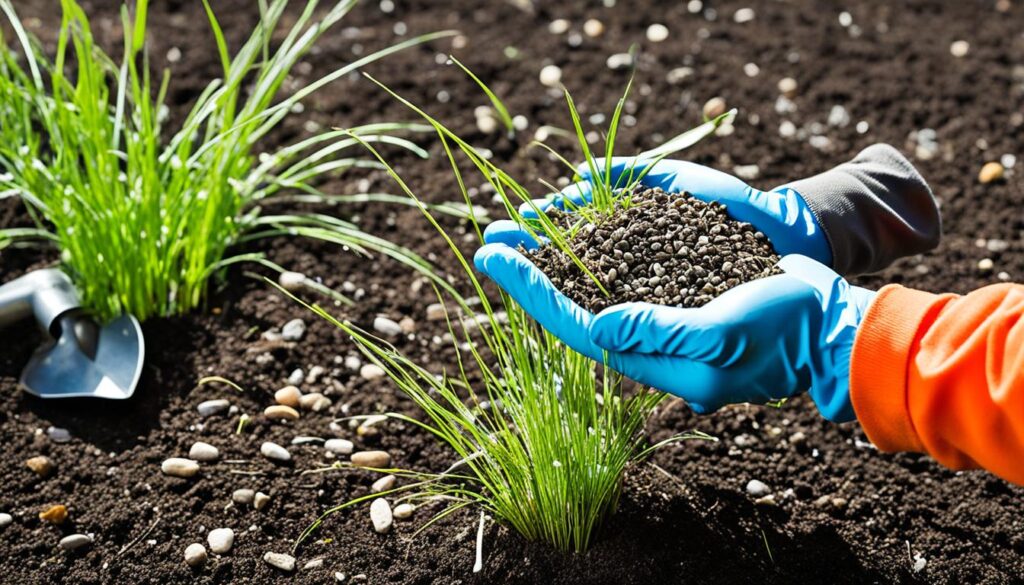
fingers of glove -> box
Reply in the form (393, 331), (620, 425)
(482, 220), (548, 251)
(473, 243), (601, 359)
(579, 157), (755, 202)
(518, 181), (594, 219)
(588, 302), (725, 361)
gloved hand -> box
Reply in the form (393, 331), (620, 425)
(475, 227), (876, 420)
(515, 157), (833, 268)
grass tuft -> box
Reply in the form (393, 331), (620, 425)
(292, 114), (716, 553)
(0, 0), (454, 321)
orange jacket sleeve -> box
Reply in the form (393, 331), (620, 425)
(849, 283), (1024, 485)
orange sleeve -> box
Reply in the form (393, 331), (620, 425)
(850, 282), (1024, 485)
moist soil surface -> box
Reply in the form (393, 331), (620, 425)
(529, 187), (780, 312)
(2, 0), (1024, 584)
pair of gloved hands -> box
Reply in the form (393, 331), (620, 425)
(475, 158), (877, 422)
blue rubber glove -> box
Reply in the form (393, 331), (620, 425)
(475, 225), (875, 420)
(519, 157), (833, 268)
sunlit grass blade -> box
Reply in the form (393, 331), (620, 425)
(449, 55), (514, 135)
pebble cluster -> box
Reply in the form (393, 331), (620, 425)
(529, 188), (781, 313)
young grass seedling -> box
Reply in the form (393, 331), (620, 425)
(0, 0), (455, 321)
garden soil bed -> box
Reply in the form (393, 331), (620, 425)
(2, 0), (1023, 584)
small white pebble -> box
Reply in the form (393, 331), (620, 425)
(254, 492), (271, 511)
(733, 8), (756, 23)
(646, 23), (669, 43)
(207, 528), (234, 555)
(325, 438), (354, 455)
(743, 62), (760, 77)
(539, 64), (562, 88)
(372, 475), (397, 493)
(360, 364), (386, 381)
(777, 77), (798, 97)
(745, 479), (771, 497)
(260, 442), (291, 462)
(162, 458), (200, 479)
(189, 442), (219, 462)
(264, 552), (296, 572)
(950, 40), (969, 57)
(978, 258), (994, 272)
(548, 19), (569, 35)
(278, 271), (306, 292)
(184, 543), (207, 568)
(370, 498), (393, 533)
(393, 503), (415, 520)
(583, 18), (604, 37)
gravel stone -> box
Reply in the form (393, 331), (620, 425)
(275, 386), (302, 408)
(370, 498), (393, 533)
(264, 552), (296, 572)
(702, 97), (727, 119)
(184, 543), (208, 568)
(548, 18), (569, 34)
(950, 40), (969, 57)
(372, 317), (403, 337)
(0, 513), (12, 528)
(426, 303), (446, 321)
(583, 18), (604, 37)
(261, 442), (292, 462)
(278, 271), (307, 292)
(351, 450), (391, 468)
(392, 503), (415, 520)
(59, 534), (93, 551)
(777, 77), (798, 97)
(360, 364), (386, 380)
(40, 504), (68, 524)
(207, 528), (234, 554)
(734, 7), (756, 23)
(46, 426), (72, 443)
(26, 455), (55, 477)
(188, 442), (219, 462)
(291, 436), (325, 445)
(372, 475), (397, 493)
(646, 23), (669, 42)
(232, 489), (255, 505)
(325, 439), (354, 455)
(162, 458), (200, 478)
(979, 161), (1004, 184)
(287, 368), (305, 385)
(264, 405), (300, 421)
(529, 188), (780, 312)
(745, 479), (771, 497)
(281, 319), (307, 341)
(254, 492), (271, 511)
(197, 399), (230, 417)
(299, 392), (331, 412)
(539, 65), (562, 87)
(606, 53), (633, 70)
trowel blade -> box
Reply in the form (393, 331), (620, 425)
(20, 314), (145, 399)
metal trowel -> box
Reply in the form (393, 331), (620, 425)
(0, 269), (144, 399)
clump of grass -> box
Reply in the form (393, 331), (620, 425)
(294, 139), (713, 553)
(0, 0), (453, 321)
(294, 68), (725, 551)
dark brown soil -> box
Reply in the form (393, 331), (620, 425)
(529, 187), (780, 312)
(2, 1), (1024, 584)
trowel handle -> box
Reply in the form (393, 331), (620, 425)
(0, 269), (81, 334)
